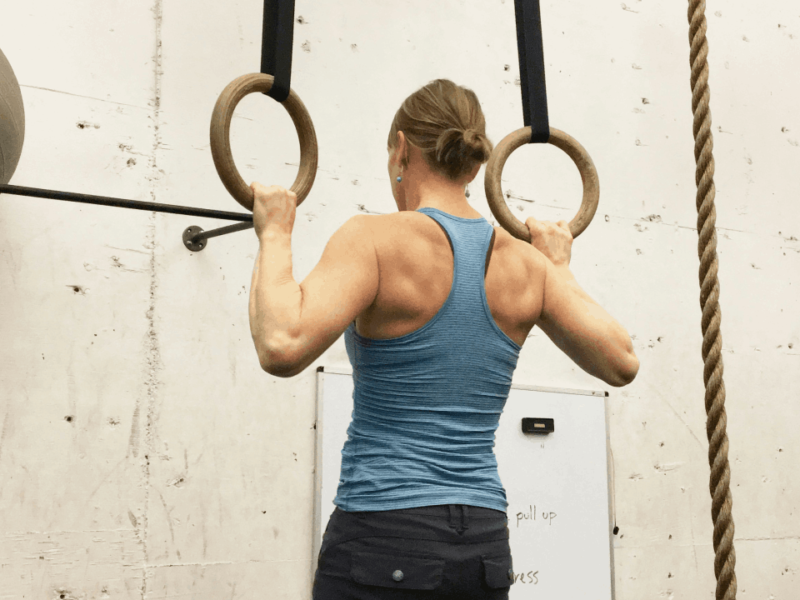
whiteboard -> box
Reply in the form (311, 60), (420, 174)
(313, 366), (615, 599)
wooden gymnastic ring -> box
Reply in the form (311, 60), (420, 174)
(210, 73), (318, 211)
(484, 127), (599, 241)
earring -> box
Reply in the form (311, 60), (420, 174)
(397, 176), (402, 183)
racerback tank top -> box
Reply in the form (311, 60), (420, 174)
(335, 207), (522, 512)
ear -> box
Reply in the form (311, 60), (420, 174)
(395, 131), (408, 166)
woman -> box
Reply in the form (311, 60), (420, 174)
(248, 79), (639, 599)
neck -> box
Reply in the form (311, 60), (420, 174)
(401, 177), (477, 217)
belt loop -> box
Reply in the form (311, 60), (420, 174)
(462, 505), (470, 531)
(448, 504), (458, 530)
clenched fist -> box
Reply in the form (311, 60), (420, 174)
(251, 182), (297, 239)
(525, 217), (573, 268)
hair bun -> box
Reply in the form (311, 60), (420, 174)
(463, 128), (490, 163)
(435, 128), (491, 169)
(463, 128), (480, 148)
(434, 128), (468, 168)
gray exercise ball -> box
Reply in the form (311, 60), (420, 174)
(0, 47), (25, 185)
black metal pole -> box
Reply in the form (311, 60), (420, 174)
(0, 183), (253, 222)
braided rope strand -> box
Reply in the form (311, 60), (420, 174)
(687, 2), (737, 599)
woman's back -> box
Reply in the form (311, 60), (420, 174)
(355, 208), (545, 347)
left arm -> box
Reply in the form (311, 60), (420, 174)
(248, 184), (379, 377)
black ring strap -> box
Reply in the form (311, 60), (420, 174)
(514, 0), (550, 143)
(260, 0), (295, 102)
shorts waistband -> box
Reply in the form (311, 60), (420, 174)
(320, 504), (509, 556)
(347, 503), (506, 519)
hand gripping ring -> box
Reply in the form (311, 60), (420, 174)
(484, 127), (600, 241)
(210, 73), (318, 212)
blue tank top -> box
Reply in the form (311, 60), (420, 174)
(335, 207), (522, 512)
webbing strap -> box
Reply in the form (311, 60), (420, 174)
(260, 0), (295, 102)
(514, 0), (550, 143)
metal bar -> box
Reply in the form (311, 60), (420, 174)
(0, 183), (253, 222)
(192, 221), (254, 242)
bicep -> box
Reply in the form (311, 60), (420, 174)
(286, 215), (380, 372)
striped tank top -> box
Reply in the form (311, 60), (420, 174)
(335, 207), (522, 512)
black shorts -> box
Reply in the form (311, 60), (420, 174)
(312, 504), (513, 600)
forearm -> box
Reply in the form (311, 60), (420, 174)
(249, 229), (303, 365)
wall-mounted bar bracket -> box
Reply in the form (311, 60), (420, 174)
(183, 221), (254, 252)
(183, 226), (208, 252)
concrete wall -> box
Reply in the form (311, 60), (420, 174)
(0, 1), (797, 598)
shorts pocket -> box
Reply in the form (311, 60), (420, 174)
(482, 554), (514, 589)
(350, 551), (444, 590)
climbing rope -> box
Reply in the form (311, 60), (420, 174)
(687, 2), (737, 599)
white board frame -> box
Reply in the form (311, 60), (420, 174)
(312, 365), (616, 598)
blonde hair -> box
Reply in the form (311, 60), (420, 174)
(387, 79), (493, 182)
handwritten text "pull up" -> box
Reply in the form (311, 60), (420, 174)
(515, 505), (557, 527)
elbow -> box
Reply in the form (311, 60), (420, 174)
(260, 352), (296, 378)
(258, 342), (298, 378)
(607, 352), (640, 388)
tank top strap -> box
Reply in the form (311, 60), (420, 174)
(415, 207), (495, 316)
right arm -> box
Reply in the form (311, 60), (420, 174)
(527, 218), (639, 387)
